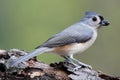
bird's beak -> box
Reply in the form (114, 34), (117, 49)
(100, 20), (110, 26)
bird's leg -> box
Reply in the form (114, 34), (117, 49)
(70, 56), (92, 69)
(63, 56), (78, 66)
(63, 56), (82, 71)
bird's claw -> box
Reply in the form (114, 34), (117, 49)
(70, 64), (92, 72)
(73, 66), (81, 71)
(67, 66), (81, 72)
(81, 64), (92, 69)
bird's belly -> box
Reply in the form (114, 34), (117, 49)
(53, 40), (95, 56)
(67, 41), (94, 54)
(53, 31), (97, 56)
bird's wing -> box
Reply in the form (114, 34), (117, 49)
(35, 27), (93, 48)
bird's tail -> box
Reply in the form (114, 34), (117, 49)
(9, 47), (52, 67)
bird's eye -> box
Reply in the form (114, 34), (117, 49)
(92, 17), (97, 22)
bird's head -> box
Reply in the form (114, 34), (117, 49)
(80, 11), (110, 29)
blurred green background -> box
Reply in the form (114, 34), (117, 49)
(0, 0), (119, 76)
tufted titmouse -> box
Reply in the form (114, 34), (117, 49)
(10, 11), (109, 69)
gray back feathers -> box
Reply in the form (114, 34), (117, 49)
(36, 22), (93, 48)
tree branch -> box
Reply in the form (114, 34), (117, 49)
(0, 49), (119, 80)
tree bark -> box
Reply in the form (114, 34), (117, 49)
(0, 49), (119, 80)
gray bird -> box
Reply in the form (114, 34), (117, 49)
(10, 11), (110, 69)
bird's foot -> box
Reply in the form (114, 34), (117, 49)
(80, 64), (92, 69)
(72, 66), (82, 71)
(63, 57), (92, 73)
(71, 58), (92, 69)
(63, 60), (82, 72)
